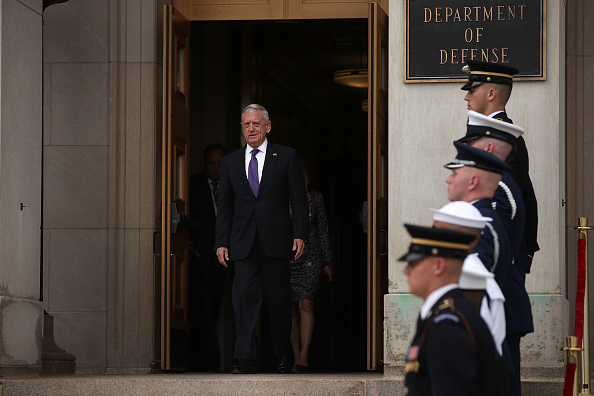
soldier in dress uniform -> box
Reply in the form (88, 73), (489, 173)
(445, 141), (512, 287)
(458, 111), (534, 396)
(461, 60), (539, 275)
(400, 224), (505, 396)
(431, 201), (506, 357)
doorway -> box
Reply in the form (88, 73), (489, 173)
(188, 19), (371, 372)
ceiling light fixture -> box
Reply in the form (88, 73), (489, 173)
(333, 69), (368, 88)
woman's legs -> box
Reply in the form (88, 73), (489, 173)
(297, 299), (314, 368)
(290, 302), (301, 372)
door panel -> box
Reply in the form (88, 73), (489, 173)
(366, 2), (388, 371)
(173, 0), (387, 21)
(288, 0), (389, 19)
(161, 5), (191, 372)
(173, 0), (284, 21)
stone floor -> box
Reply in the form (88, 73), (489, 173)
(0, 371), (565, 396)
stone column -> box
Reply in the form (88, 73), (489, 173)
(0, 0), (44, 377)
(105, 0), (168, 371)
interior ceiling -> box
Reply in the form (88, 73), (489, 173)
(253, 19), (369, 109)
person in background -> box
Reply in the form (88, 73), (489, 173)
(188, 143), (227, 372)
(289, 165), (333, 373)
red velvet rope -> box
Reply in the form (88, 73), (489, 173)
(564, 362), (577, 396)
(564, 238), (587, 396)
(575, 238), (587, 343)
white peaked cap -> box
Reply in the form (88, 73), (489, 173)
(467, 110), (525, 140)
(431, 201), (492, 229)
(459, 253), (494, 290)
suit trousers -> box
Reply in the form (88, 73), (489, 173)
(188, 253), (226, 372)
(232, 232), (292, 360)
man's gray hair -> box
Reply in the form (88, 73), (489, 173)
(242, 104), (269, 122)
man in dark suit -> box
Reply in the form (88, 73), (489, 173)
(461, 60), (539, 274)
(215, 104), (309, 374)
(188, 143), (227, 372)
(400, 224), (505, 396)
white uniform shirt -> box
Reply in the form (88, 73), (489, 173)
(481, 277), (506, 356)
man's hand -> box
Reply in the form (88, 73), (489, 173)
(293, 239), (305, 261)
(217, 247), (229, 268)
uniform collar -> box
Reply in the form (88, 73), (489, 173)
(420, 283), (458, 319)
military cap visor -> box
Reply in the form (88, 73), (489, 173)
(461, 60), (519, 90)
(459, 110), (525, 145)
(444, 140), (511, 174)
(398, 223), (476, 262)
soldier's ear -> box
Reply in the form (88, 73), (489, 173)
(433, 256), (447, 276)
(467, 174), (480, 191)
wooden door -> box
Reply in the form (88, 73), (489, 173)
(161, 4), (191, 372)
(366, 2), (389, 372)
(173, 0), (388, 20)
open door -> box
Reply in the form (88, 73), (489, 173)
(366, 2), (389, 371)
(161, 4), (191, 371)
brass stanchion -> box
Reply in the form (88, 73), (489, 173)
(578, 217), (593, 396)
(565, 335), (581, 396)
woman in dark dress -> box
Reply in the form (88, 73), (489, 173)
(290, 168), (333, 372)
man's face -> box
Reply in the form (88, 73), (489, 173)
(403, 257), (434, 299)
(204, 148), (225, 181)
(464, 84), (489, 114)
(446, 166), (472, 202)
(241, 110), (271, 148)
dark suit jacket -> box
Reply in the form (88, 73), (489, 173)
(189, 172), (218, 266)
(215, 141), (309, 261)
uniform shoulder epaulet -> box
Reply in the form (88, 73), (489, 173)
(430, 297), (461, 324)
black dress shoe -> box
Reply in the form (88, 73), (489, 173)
(277, 355), (291, 374)
(232, 359), (257, 374)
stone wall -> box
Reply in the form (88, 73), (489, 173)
(0, 0), (44, 376)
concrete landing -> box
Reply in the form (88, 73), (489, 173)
(0, 372), (564, 395)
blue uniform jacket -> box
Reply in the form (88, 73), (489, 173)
(493, 172), (534, 335)
(472, 198), (511, 288)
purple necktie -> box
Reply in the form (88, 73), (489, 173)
(248, 149), (259, 197)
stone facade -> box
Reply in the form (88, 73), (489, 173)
(0, 0), (588, 384)
(0, 0), (44, 377)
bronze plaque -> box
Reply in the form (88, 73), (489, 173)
(404, 0), (546, 83)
